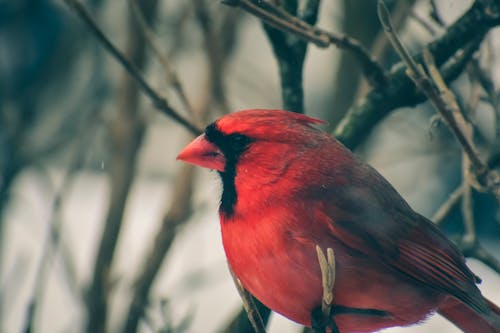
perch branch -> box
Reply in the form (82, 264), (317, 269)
(229, 268), (268, 333)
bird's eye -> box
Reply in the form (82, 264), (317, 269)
(229, 134), (250, 152)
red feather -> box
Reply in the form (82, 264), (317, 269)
(178, 109), (500, 333)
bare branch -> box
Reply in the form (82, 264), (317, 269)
(432, 184), (465, 226)
(379, 0), (500, 275)
(123, 4), (244, 332)
(223, 0), (329, 46)
(335, 0), (500, 149)
(221, 295), (270, 333)
(260, 0), (321, 113)
(62, 0), (202, 135)
(22, 107), (100, 333)
(229, 268), (268, 333)
(458, 240), (500, 274)
(83, 0), (159, 331)
(122, 164), (196, 333)
(409, 11), (440, 35)
(129, 0), (197, 122)
(378, 0), (500, 199)
(461, 169), (476, 243)
(222, 0), (387, 88)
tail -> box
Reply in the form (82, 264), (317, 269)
(438, 297), (500, 333)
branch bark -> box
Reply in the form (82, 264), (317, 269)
(261, 0), (321, 113)
(334, 0), (500, 150)
(379, 0), (500, 275)
(223, 0), (386, 92)
(122, 3), (244, 331)
(122, 164), (195, 333)
(85, 1), (159, 332)
(63, 0), (202, 136)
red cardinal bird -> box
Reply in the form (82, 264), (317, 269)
(177, 109), (500, 333)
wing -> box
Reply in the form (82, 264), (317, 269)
(319, 162), (489, 315)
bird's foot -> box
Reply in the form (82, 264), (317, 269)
(311, 306), (340, 333)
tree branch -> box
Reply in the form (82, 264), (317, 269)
(432, 184), (465, 226)
(129, 0), (197, 122)
(335, 0), (500, 150)
(222, 0), (387, 88)
(122, 4), (244, 332)
(84, 1), (159, 331)
(379, 0), (500, 275)
(229, 268), (268, 333)
(254, 0), (322, 113)
(378, 0), (500, 199)
(122, 164), (195, 333)
(62, 0), (202, 135)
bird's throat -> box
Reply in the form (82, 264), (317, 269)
(218, 162), (237, 218)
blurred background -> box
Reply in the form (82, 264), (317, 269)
(1, 0), (500, 332)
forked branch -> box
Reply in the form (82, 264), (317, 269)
(63, 0), (202, 135)
(222, 0), (387, 87)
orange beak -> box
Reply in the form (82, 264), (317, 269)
(177, 134), (225, 172)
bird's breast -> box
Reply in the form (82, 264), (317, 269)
(220, 209), (445, 330)
(220, 208), (327, 325)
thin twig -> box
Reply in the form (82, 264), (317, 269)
(124, 5), (244, 331)
(429, 0), (446, 27)
(457, 239), (500, 274)
(378, 0), (500, 199)
(432, 184), (465, 225)
(379, 0), (500, 275)
(229, 268), (267, 333)
(23, 108), (100, 333)
(84, 0), (160, 330)
(63, 0), (202, 135)
(129, 0), (197, 122)
(461, 68), (482, 244)
(377, 2), (422, 80)
(424, 48), (500, 193)
(223, 0), (329, 46)
(469, 58), (500, 115)
(336, 0), (500, 149)
(122, 164), (196, 333)
(222, 0), (387, 87)
(461, 161), (476, 243)
(409, 11), (440, 35)
(193, 0), (239, 115)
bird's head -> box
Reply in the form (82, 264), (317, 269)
(177, 109), (325, 170)
(177, 109), (326, 216)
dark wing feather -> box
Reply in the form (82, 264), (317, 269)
(395, 224), (488, 315)
(321, 162), (489, 315)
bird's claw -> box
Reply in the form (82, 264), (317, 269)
(311, 306), (340, 333)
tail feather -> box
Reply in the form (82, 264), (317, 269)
(437, 297), (500, 333)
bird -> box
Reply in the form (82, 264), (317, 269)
(177, 109), (500, 333)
